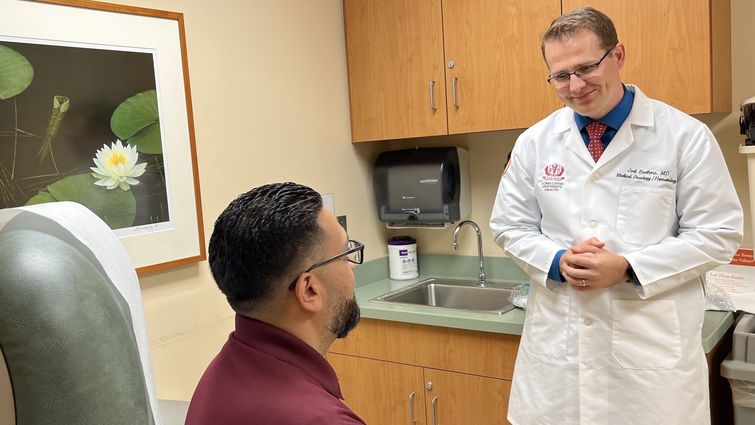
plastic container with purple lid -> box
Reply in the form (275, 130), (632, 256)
(387, 236), (418, 280)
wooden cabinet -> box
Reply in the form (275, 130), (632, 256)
(329, 354), (511, 425)
(343, 0), (447, 142)
(441, 0), (562, 135)
(343, 0), (562, 142)
(561, 0), (731, 114)
(329, 354), (428, 425)
(343, 0), (731, 143)
(328, 318), (519, 425)
(423, 368), (510, 425)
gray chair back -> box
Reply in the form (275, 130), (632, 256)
(0, 205), (156, 425)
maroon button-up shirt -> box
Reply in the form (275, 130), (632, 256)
(186, 314), (365, 425)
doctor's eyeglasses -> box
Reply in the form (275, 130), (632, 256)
(288, 240), (364, 290)
(546, 46), (615, 87)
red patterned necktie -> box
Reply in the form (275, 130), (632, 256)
(586, 121), (607, 162)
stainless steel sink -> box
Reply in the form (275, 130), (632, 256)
(370, 278), (519, 315)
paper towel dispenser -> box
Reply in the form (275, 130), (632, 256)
(373, 147), (470, 228)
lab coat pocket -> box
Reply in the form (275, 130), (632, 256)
(528, 287), (569, 359)
(611, 300), (681, 369)
(616, 186), (674, 245)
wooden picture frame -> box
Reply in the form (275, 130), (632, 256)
(1, 0), (205, 275)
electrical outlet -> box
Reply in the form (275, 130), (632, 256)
(337, 215), (347, 232)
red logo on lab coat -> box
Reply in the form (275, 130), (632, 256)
(543, 163), (565, 180)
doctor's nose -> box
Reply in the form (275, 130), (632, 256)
(569, 73), (587, 91)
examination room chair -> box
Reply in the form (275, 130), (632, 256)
(0, 202), (186, 425)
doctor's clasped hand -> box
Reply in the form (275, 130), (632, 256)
(560, 237), (629, 291)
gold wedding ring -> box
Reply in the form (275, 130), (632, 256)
(581, 279), (586, 287)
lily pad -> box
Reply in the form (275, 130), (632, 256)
(25, 191), (55, 204)
(126, 123), (162, 154)
(110, 90), (162, 154)
(0, 44), (34, 100)
(26, 174), (136, 229)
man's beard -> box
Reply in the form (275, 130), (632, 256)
(329, 295), (361, 339)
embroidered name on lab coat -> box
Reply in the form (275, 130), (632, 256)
(616, 167), (677, 184)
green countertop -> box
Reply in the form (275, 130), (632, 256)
(354, 254), (734, 353)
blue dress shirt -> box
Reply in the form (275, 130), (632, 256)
(547, 85), (635, 283)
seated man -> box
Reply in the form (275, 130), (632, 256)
(186, 182), (366, 425)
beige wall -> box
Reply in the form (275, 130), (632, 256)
(106, 0), (754, 401)
(111, 0), (388, 400)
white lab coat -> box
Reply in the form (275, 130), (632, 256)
(490, 85), (742, 425)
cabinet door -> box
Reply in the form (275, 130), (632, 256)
(442, 0), (562, 134)
(328, 353), (428, 425)
(343, 0), (447, 142)
(424, 368), (511, 425)
(561, 0), (730, 113)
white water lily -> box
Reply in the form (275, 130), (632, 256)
(90, 140), (147, 191)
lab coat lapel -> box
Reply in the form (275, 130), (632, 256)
(559, 84), (655, 168)
(595, 125), (633, 166)
(596, 86), (655, 166)
(557, 113), (595, 166)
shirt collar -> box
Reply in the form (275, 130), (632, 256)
(232, 314), (343, 399)
(575, 84), (634, 130)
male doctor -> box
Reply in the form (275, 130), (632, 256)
(490, 7), (742, 425)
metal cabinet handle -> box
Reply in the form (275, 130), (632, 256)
(451, 77), (459, 108)
(431, 396), (439, 425)
(429, 80), (437, 111)
(408, 392), (417, 423)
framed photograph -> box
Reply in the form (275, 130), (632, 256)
(0, 0), (205, 275)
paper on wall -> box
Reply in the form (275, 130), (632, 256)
(705, 263), (755, 314)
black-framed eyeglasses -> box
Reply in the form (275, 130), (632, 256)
(546, 46), (615, 86)
(288, 239), (365, 290)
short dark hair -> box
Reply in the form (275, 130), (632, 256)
(541, 7), (619, 59)
(208, 182), (323, 312)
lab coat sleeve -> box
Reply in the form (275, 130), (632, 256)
(490, 136), (565, 290)
(625, 124), (743, 299)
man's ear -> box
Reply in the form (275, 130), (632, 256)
(613, 42), (626, 71)
(292, 273), (324, 313)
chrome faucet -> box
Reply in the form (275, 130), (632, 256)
(452, 220), (487, 287)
